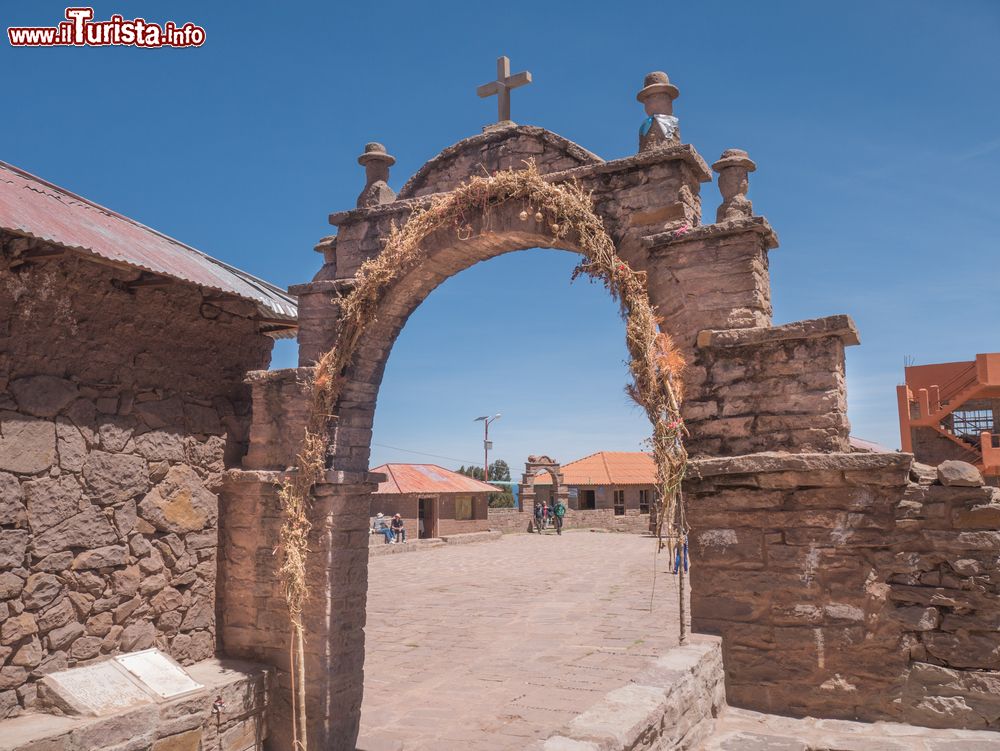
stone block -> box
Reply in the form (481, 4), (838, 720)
(0, 529), (28, 568)
(10, 376), (78, 419)
(69, 705), (159, 748)
(220, 717), (261, 751)
(938, 461), (984, 487)
(953, 504), (1000, 529)
(139, 465), (217, 534)
(31, 508), (118, 558)
(0, 412), (56, 474)
(55, 418), (87, 473)
(890, 606), (941, 631)
(133, 430), (186, 462)
(152, 729), (202, 751)
(1, 614), (38, 645)
(83, 451), (149, 506)
(0, 472), (26, 526)
(21, 574), (62, 611)
(23, 475), (83, 533)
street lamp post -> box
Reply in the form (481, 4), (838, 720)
(474, 413), (501, 481)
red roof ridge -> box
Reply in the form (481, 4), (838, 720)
(559, 450), (603, 470)
(600, 452), (612, 484)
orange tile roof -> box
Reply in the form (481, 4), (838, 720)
(371, 464), (499, 495)
(530, 451), (655, 486)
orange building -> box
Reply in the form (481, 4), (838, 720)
(896, 353), (1000, 484)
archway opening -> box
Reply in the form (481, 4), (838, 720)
(358, 247), (684, 749)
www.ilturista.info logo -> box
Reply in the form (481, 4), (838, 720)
(8, 7), (206, 48)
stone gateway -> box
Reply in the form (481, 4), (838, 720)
(2, 66), (999, 751)
(219, 70), (1000, 748)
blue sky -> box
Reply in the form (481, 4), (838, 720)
(4, 1), (998, 470)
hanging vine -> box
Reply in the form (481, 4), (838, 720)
(276, 161), (689, 748)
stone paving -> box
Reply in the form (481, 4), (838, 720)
(701, 707), (1000, 750)
(359, 531), (682, 750)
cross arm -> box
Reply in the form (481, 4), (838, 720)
(505, 71), (532, 89)
(477, 81), (503, 98)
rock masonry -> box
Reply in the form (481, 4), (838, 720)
(0, 242), (274, 719)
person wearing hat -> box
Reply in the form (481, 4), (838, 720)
(390, 513), (406, 543)
(372, 512), (394, 544)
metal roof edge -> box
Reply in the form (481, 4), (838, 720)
(0, 160), (298, 323)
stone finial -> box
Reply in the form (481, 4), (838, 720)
(712, 148), (757, 223)
(356, 142), (397, 208)
(637, 71), (680, 152)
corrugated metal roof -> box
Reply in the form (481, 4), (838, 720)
(849, 436), (894, 454)
(531, 451), (656, 486)
(372, 464), (499, 495)
(0, 160), (297, 329)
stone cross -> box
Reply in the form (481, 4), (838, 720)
(477, 56), (532, 123)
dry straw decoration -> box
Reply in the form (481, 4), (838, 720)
(277, 161), (688, 749)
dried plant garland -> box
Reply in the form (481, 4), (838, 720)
(277, 161), (689, 747)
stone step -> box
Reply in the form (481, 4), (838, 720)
(538, 636), (725, 751)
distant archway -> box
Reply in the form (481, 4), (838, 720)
(518, 455), (569, 516)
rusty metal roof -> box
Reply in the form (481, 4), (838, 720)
(0, 160), (297, 330)
(531, 451), (656, 486)
(371, 464), (499, 495)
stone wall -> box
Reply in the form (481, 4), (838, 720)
(641, 217), (776, 348)
(684, 317), (857, 458)
(686, 452), (1000, 729)
(893, 461), (1000, 729)
(0, 658), (270, 751)
(0, 244), (274, 718)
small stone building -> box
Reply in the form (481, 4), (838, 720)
(0, 160), (295, 720)
(369, 464), (494, 538)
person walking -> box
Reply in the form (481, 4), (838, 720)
(542, 501), (551, 530)
(553, 497), (566, 535)
(533, 501), (544, 533)
(391, 513), (406, 543)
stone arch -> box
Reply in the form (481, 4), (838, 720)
(518, 455), (569, 518)
(397, 125), (602, 199)
(328, 200), (595, 474)
(229, 117), (833, 749)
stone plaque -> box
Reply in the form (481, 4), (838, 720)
(115, 649), (203, 699)
(42, 661), (154, 716)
